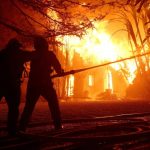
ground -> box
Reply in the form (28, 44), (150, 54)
(1, 99), (150, 149)
(1, 99), (150, 124)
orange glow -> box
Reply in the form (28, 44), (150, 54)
(104, 68), (113, 92)
(58, 21), (137, 85)
(66, 75), (74, 97)
(88, 75), (94, 87)
(47, 9), (60, 21)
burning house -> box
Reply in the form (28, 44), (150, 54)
(55, 54), (128, 100)
(52, 18), (150, 101)
(51, 23), (134, 100)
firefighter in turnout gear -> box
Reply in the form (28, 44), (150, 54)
(19, 36), (64, 131)
(0, 38), (34, 135)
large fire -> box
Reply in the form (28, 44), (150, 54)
(62, 22), (137, 69)
(57, 21), (138, 97)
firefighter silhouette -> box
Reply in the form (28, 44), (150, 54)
(0, 38), (34, 135)
(19, 36), (64, 131)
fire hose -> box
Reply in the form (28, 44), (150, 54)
(50, 51), (150, 79)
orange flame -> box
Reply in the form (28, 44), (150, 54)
(59, 21), (137, 85)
